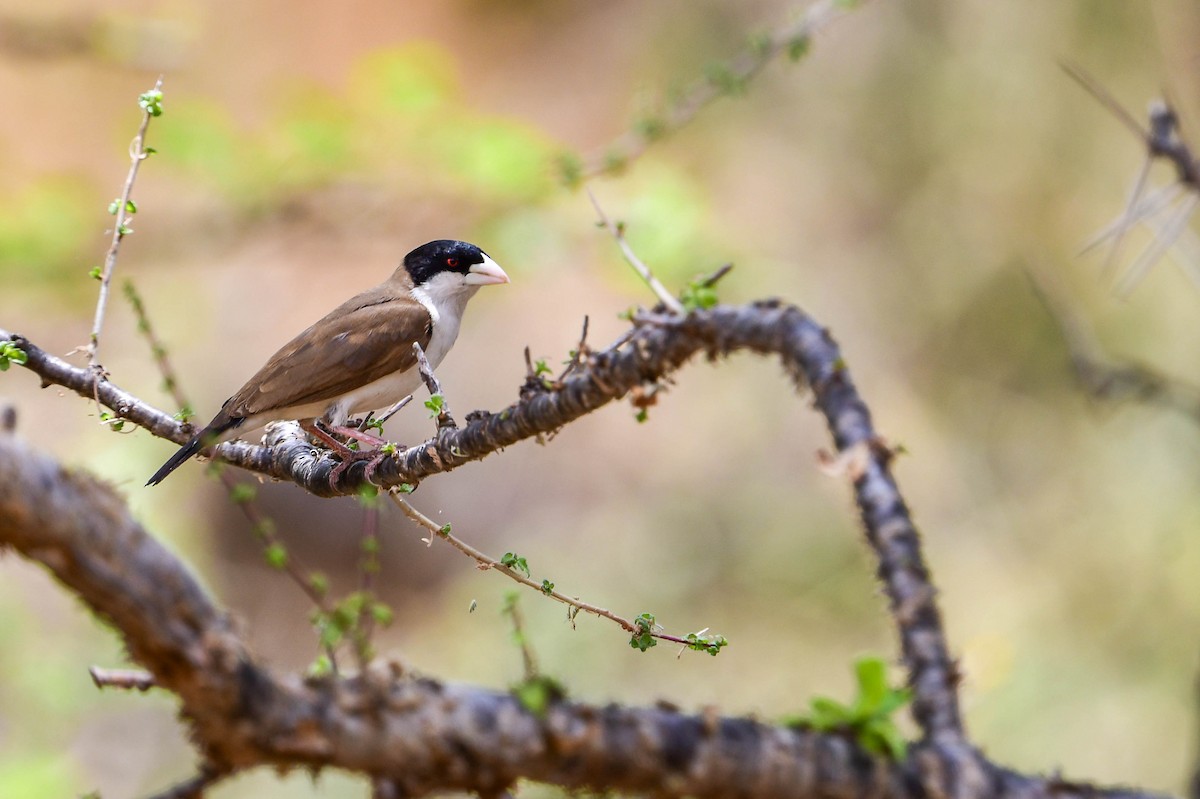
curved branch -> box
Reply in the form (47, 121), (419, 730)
(3, 300), (964, 751)
(0, 433), (1169, 799)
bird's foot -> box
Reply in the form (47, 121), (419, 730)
(301, 421), (401, 489)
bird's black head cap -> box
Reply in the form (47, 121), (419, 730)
(403, 240), (488, 286)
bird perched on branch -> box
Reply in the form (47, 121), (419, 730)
(146, 239), (509, 486)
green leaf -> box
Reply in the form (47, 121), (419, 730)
(790, 656), (911, 761)
(264, 543), (288, 569)
(540, 579), (555, 595)
(370, 602), (394, 626)
(854, 657), (889, 712)
(533, 358), (552, 377)
(556, 151), (584, 188)
(88, 265), (103, 280)
(0, 342), (28, 371)
(228, 483), (256, 504)
(500, 551), (530, 577)
(629, 612), (658, 652)
(357, 483), (380, 507)
(308, 572), (329, 597)
(787, 35), (811, 61)
(425, 393), (445, 418)
(704, 62), (745, 95)
(438, 523), (452, 537)
(684, 631), (729, 656)
(512, 675), (566, 718)
(680, 277), (719, 311)
(138, 88), (164, 116)
(397, 482), (415, 494)
(308, 653), (333, 677)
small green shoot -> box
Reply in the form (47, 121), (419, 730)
(500, 552), (530, 578)
(512, 674), (566, 718)
(264, 543), (288, 569)
(108, 198), (137, 215)
(0, 341), (28, 371)
(680, 278), (719, 312)
(356, 483), (380, 508)
(138, 88), (164, 116)
(425, 393), (445, 418)
(228, 483), (256, 504)
(630, 612), (658, 652)
(787, 35), (811, 61)
(785, 656), (911, 760)
(99, 411), (125, 432)
(684, 631), (729, 657)
(540, 579), (555, 595)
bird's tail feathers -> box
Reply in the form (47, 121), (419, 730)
(145, 416), (241, 487)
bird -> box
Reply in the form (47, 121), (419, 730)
(146, 239), (509, 486)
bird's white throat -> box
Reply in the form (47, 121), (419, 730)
(410, 270), (479, 369)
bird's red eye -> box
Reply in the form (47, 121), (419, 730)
(446, 257), (459, 268)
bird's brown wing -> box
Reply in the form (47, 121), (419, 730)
(223, 285), (432, 419)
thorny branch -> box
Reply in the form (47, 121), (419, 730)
(6, 300), (964, 753)
(0, 432), (1169, 799)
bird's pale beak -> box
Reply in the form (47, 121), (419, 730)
(464, 254), (510, 286)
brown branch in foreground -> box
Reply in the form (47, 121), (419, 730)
(0, 433), (1168, 799)
(2, 300), (966, 754)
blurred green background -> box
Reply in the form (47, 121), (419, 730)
(2, 0), (1200, 796)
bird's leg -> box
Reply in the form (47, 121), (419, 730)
(301, 420), (399, 489)
(324, 424), (388, 449)
(300, 420), (357, 456)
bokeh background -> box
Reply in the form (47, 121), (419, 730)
(2, 0), (1200, 796)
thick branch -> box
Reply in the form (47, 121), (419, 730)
(0, 433), (1168, 799)
(2, 301), (964, 749)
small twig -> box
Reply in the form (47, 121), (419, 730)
(355, 500), (381, 672)
(123, 280), (186, 410)
(89, 665), (156, 691)
(559, 315), (590, 379)
(373, 394), (414, 428)
(1027, 268), (1200, 417)
(413, 342), (456, 429)
(587, 188), (686, 314)
(578, 0), (864, 179)
(501, 593), (539, 680)
(389, 493), (708, 649)
(87, 78), (162, 372)
(699, 262), (735, 288)
(123, 277), (340, 668)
